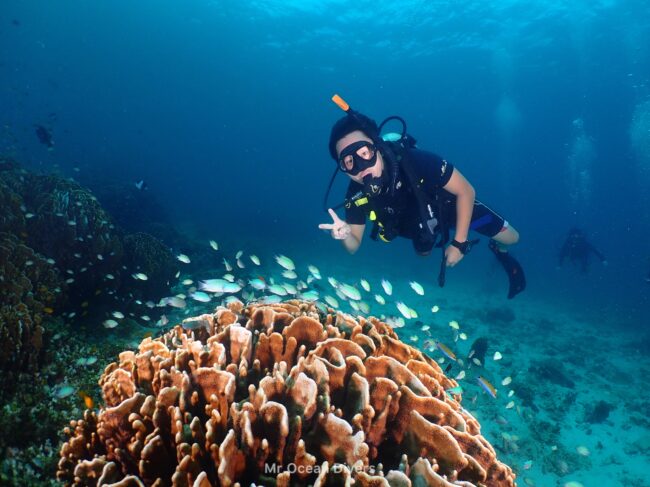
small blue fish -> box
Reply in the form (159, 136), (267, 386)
(248, 278), (266, 290)
(54, 385), (74, 398)
(190, 291), (211, 303)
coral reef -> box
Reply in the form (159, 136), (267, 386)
(0, 159), (28, 236)
(57, 300), (515, 486)
(0, 156), (20, 172)
(0, 160), (177, 400)
(1, 318), (125, 487)
(0, 232), (64, 392)
(122, 232), (177, 300)
(21, 175), (124, 307)
(0, 163), (125, 307)
(1, 162), (179, 310)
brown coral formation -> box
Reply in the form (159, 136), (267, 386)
(22, 175), (124, 305)
(0, 160), (176, 393)
(57, 300), (515, 486)
(0, 162), (124, 306)
(0, 160), (178, 304)
(0, 232), (64, 392)
(122, 232), (177, 299)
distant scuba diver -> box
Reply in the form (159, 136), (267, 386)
(558, 227), (607, 273)
(318, 95), (526, 299)
(34, 124), (54, 150)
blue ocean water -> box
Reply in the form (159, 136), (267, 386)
(1, 0), (649, 485)
(2, 1), (648, 321)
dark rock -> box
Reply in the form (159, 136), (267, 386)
(483, 307), (516, 324)
(585, 400), (614, 424)
(530, 359), (575, 389)
(468, 337), (489, 364)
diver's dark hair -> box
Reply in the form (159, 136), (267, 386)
(328, 113), (379, 160)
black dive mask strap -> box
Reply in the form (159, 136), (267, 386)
(375, 141), (399, 197)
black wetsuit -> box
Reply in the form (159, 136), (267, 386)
(344, 148), (508, 255)
(558, 234), (606, 273)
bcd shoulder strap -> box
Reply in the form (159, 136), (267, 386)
(387, 143), (449, 247)
(386, 142), (450, 288)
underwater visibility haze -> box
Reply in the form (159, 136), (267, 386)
(0, 1), (649, 486)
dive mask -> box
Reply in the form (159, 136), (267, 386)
(338, 141), (377, 176)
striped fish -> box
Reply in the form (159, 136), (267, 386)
(477, 376), (497, 398)
(435, 341), (457, 362)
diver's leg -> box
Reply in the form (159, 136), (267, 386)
(470, 200), (525, 298)
(468, 200), (513, 243)
(491, 226), (520, 249)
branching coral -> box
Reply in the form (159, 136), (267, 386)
(58, 300), (515, 486)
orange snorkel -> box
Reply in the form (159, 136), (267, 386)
(323, 94), (354, 214)
(331, 94), (350, 113)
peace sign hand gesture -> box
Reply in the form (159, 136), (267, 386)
(318, 208), (352, 240)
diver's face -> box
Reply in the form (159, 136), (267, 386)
(336, 131), (383, 184)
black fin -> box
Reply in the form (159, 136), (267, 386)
(489, 240), (526, 299)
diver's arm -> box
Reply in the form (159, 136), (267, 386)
(342, 223), (365, 254)
(442, 169), (475, 242)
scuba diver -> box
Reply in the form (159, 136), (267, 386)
(318, 95), (526, 299)
(557, 227), (607, 273)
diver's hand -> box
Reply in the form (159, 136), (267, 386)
(319, 209), (351, 240)
(445, 245), (464, 267)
